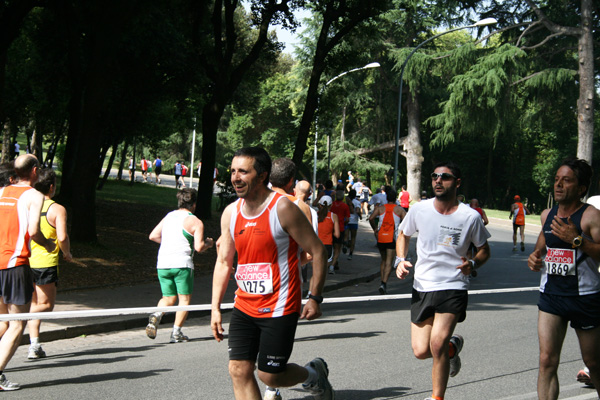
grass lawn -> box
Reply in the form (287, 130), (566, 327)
(484, 208), (541, 226)
(59, 178), (221, 291)
(96, 178), (221, 211)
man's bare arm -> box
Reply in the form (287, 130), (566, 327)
(211, 205), (236, 341)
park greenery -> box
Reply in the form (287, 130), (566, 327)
(0, 0), (598, 242)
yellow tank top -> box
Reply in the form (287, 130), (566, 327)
(29, 199), (59, 268)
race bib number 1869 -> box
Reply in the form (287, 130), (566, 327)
(235, 263), (274, 295)
(544, 248), (576, 276)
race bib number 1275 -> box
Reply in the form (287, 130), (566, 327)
(235, 263), (274, 295)
(544, 248), (576, 276)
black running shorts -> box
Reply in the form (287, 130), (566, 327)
(228, 308), (299, 374)
(31, 266), (59, 286)
(324, 245), (333, 262)
(538, 291), (600, 330)
(411, 288), (468, 324)
(377, 241), (396, 251)
(0, 265), (34, 305)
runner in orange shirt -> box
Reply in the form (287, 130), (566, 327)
(509, 195), (531, 252)
(369, 189), (406, 295)
(211, 147), (334, 400)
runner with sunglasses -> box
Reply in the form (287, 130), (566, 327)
(395, 161), (491, 400)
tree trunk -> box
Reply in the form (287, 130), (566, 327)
(1, 120), (9, 163)
(97, 139), (118, 190)
(576, 0), (594, 164)
(196, 102), (221, 220)
(31, 120), (43, 161)
(404, 89), (423, 201)
(117, 141), (128, 180)
(0, 51), (6, 163)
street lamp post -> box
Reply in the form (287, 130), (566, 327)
(313, 62), (380, 199)
(392, 18), (497, 189)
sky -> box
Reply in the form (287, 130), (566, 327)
(274, 8), (312, 53)
(243, 2), (312, 54)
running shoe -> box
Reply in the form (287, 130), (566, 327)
(263, 387), (282, 400)
(347, 254), (352, 260)
(512, 246), (517, 252)
(0, 374), (20, 391)
(342, 244), (347, 254)
(449, 334), (464, 377)
(378, 282), (387, 295)
(521, 242), (525, 252)
(577, 367), (594, 387)
(170, 331), (189, 343)
(146, 314), (160, 339)
(328, 265), (335, 275)
(302, 357), (335, 400)
(27, 344), (46, 360)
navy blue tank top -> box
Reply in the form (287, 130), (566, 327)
(541, 204), (600, 295)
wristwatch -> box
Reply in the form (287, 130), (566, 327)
(468, 259), (477, 270)
(308, 294), (324, 304)
(573, 235), (583, 248)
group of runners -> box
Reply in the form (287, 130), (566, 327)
(143, 146), (599, 400)
(0, 155), (70, 391)
(1, 148), (599, 400)
(206, 150), (600, 400)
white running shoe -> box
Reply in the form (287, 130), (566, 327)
(263, 387), (282, 400)
(0, 374), (20, 391)
(449, 334), (464, 377)
(146, 313), (162, 339)
(303, 357), (335, 399)
(27, 344), (46, 360)
(169, 331), (189, 343)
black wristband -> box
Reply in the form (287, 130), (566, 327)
(308, 294), (324, 304)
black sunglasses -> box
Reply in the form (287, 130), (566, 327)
(431, 172), (456, 181)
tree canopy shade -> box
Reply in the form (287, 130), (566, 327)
(191, 0), (301, 220)
(476, 0), (597, 164)
(290, 0), (392, 171)
(1, 0), (598, 243)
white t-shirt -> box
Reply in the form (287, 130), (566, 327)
(348, 199), (362, 224)
(587, 196), (600, 210)
(399, 199), (491, 292)
(369, 192), (387, 206)
(351, 182), (363, 193)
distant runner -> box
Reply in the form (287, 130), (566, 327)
(510, 195), (531, 252)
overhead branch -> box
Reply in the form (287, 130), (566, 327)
(523, 0), (582, 37)
(510, 71), (544, 86)
(516, 20), (542, 47)
(474, 22), (530, 46)
(521, 31), (566, 50)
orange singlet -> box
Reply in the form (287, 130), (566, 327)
(318, 212), (334, 245)
(377, 203), (400, 243)
(229, 193), (302, 318)
(513, 202), (525, 226)
(0, 185), (35, 269)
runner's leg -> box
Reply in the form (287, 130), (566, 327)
(537, 310), (568, 400)
(576, 326), (600, 396)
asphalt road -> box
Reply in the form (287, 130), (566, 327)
(3, 225), (598, 399)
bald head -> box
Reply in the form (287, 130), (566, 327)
(470, 198), (479, 207)
(294, 180), (312, 202)
(14, 154), (40, 183)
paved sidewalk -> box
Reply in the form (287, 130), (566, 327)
(22, 218), (409, 345)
